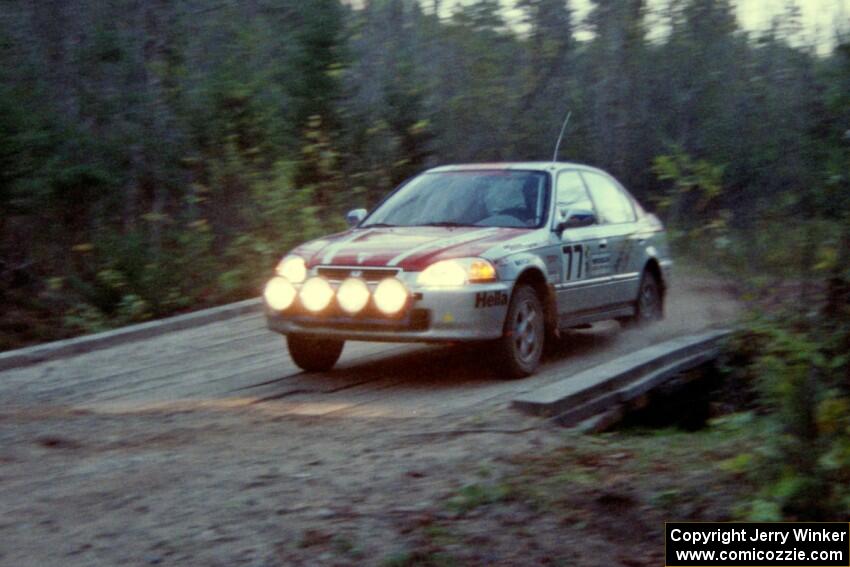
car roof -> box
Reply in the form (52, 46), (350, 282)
(425, 161), (609, 175)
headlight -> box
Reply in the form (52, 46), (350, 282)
(417, 258), (497, 286)
(275, 255), (307, 283)
(373, 278), (408, 315)
(300, 277), (334, 312)
(264, 277), (296, 311)
(337, 278), (370, 314)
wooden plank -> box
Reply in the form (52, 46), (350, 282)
(0, 298), (262, 371)
(511, 329), (730, 418)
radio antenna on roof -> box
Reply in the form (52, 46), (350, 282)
(551, 110), (572, 163)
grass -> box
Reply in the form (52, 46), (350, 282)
(274, 415), (778, 565)
(445, 482), (513, 514)
(389, 419), (773, 565)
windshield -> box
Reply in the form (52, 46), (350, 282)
(362, 170), (550, 229)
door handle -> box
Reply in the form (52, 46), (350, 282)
(598, 239), (608, 249)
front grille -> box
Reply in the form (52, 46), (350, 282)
(316, 266), (401, 282)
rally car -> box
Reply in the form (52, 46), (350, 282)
(263, 162), (672, 378)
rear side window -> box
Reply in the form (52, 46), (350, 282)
(555, 170), (595, 218)
(581, 172), (636, 224)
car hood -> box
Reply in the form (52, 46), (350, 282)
(292, 226), (533, 272)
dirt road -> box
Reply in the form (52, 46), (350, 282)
(0, 273), (736, 566)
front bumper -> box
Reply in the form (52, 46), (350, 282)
(265, 277), (513, 343)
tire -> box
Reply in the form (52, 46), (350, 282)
(495, 285), (545, 379)
(286, 334), (344, 372)
(621, 269), (663, 327)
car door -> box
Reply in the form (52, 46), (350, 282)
(553, 170), (611, 317)
(580, 170), (641, 307)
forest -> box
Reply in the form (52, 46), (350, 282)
(0, 0), (848, 349)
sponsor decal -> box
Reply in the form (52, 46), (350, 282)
(616, 238), (635, 271)
(475, 291), (508, 308)
(546, 254), (561, 281)
(503, 241), (546, 251)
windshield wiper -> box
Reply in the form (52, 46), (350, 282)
(413, 221), (475, 227)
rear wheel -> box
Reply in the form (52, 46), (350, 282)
(286, 334), (344, 372)
(495, 285), (545, 379)
(620, 270), (663, 327)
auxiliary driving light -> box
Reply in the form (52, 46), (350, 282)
(264, 277), (296, 311)
(275, 255), (307, 283)
(300, 277), (334, 312)
(337, 278), (370, 314)
(373, 278), (408, 315)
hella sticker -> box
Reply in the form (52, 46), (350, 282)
(475, 291), (508, 308)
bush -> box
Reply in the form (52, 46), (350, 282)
(723, 306), (850, 520)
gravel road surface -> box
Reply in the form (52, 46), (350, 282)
(0, 273), (736, 566)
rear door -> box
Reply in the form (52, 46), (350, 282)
(579, 171), (641, 306)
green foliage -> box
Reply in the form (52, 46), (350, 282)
(652, 148), (727, 239)
(1, 1), (848, 348)
(722, 307), (850, 520)
(49, 159), (327, 334)
(653, 149), (847, 290)
(219, 161), (327, 298)
(659, 136), (850, 520)
(445, 482), (513, 514)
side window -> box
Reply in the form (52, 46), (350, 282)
(555, 171), (595, 219)
(581, 172), (636, 224)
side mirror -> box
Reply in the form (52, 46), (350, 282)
(555, 208), (596, 235)
(346, 208), (367, 227)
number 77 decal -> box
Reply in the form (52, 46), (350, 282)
(562, 245), (584, 281)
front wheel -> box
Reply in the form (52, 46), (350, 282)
(286, 334), (344, 372)
(494, 285), (545, 379)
